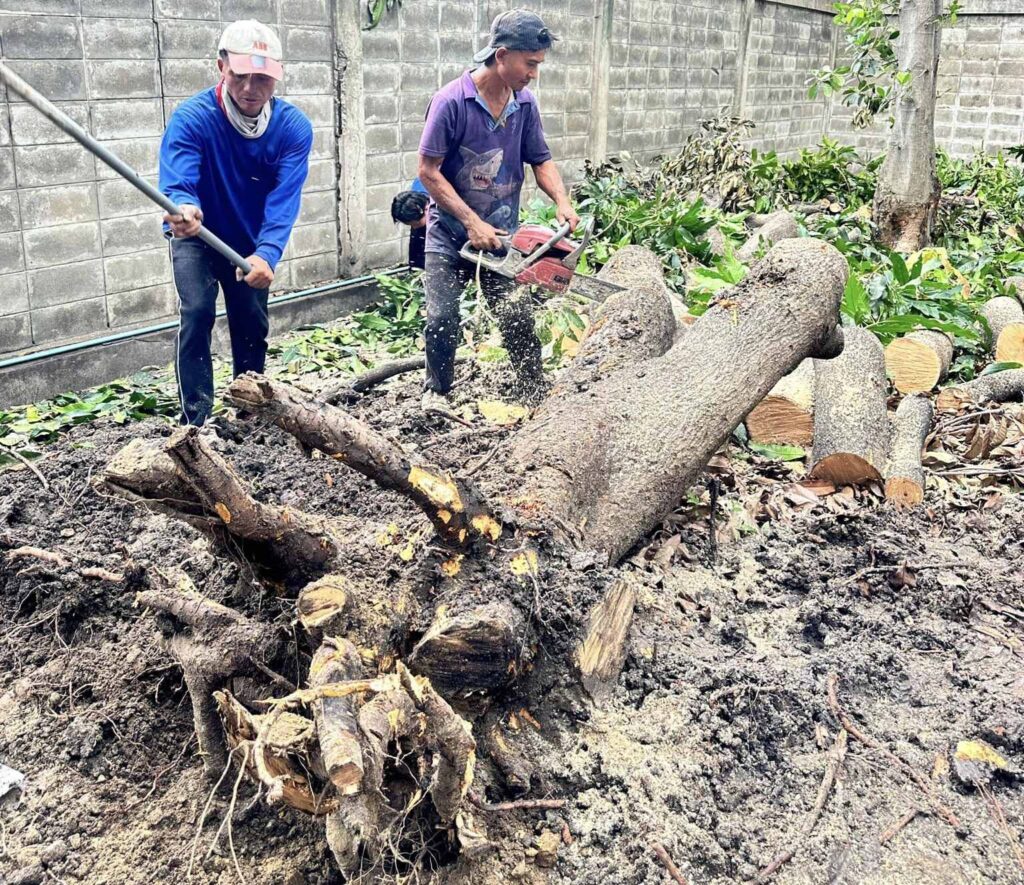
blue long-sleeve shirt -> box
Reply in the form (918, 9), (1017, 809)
(159, 87), (313, 269)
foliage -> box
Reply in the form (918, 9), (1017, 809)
(364, 0), (402, 30)
(809, 1), (960, 129)
(936, 149), (1024, 238)
(750, 140), (882, 207)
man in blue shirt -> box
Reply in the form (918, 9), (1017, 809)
(159, 20), (313, 425)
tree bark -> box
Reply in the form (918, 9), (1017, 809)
(577, 577), (638, 702)
(936, 367), (1024, 411)
(872, 0), (942, 252)
(884, 330), (953, 393)
(810, 327), (891, 486)
(510, 238), (848, 563)
(981, 297), (1024, 364)
(745, 359), (815, 445)
(737, 211), (799, 262)
(885, 395), (933, 507)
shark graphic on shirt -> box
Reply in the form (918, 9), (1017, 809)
(440, 146), (518, 239)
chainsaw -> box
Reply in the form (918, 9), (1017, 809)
(458, 218), (625, 302)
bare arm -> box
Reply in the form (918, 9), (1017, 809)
(532, 160), (579, 231)
(418, 155), (505, 251)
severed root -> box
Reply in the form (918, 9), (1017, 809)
(310, 638), (365, 796)
(225, 373), (499, 548)
(5, 546), (124, 583)
(885, 395), (933, 508)
(936, 367), (1024, 412)
(884, 330), (953, 394)
(297, 575), (352, 637)
(577, 578), (637, 703)
(137, 571), (280, 775)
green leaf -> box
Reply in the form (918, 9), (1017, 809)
(749, 442), (807, 462)
(980, 361), (1023, 376)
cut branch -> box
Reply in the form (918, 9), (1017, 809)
(737, 211), (798, 262)
(746, 359), (815, 446)
(884, 330), (952, 394)
(982, 297), (1024, 364)
(936, 368), (1024, 412)
(885, 395), (933, 508)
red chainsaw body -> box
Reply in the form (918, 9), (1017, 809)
(508, 224), (578, 294)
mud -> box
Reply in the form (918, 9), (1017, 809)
(1, 354), (1022, 885)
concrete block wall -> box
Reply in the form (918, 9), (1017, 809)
(0, 0), (338, 358)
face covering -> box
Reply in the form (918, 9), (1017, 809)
(215, 80), (273, 139)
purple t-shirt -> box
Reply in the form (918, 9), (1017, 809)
(419, 71), (552, 257)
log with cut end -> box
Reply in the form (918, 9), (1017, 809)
(936, 367), (1024, 411)
(981, 297), (1024, 364)
(810, 327), (890, 486)
(746, 360), (815, 445)
(296, 575), (352, 637)
(309, 638), (365, 796)
(577, 578), (637, 702)
(885, 395), (933, 508)
(884, 330), (953, 393)
(737, 211), (798, 262)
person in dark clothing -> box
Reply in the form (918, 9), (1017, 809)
(391, 187), (430, 271)
(159, 19), (313, 426)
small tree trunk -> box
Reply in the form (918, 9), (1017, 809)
(936, 367), (1024, 411)
(884, 330), (953, 393)
(981, 297), (1024, 364)
(810, 327), (891, 486)
(873, 0), (942, 252)
(885, 394), (933, 507)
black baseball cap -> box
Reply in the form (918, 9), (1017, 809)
(473, 9), (558, 64)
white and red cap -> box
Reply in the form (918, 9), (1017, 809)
(218, 20), (284, 81)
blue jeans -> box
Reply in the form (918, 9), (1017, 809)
(170, 237), (269, 425)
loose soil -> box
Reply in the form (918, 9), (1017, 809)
(1, 351), (1023, 885)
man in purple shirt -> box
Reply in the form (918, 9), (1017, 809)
(417, 9), (580, 414)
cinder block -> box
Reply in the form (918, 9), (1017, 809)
(283, 27), (332, 61)
(401, 64), (439, 92)
(289, 221), (336, 257)
(290, 250), (337, 285)
(0, 232), (23, 274)
(101, 214), (165, 256)
(155, 0), (219, 18)
(400, 122), (423, 151)
(81, 0), (155, 17)
(365, 63), (400, 94)
(91, 99), (164, 139)
(281, 94), (333, 127)
(365, 211), (395, 243)
(106, 282), (177, 328)
(363, 29), (400, 61)
(0, 14), (82, 58)
(367, 152), (402, 185)
(158, 20), (223, 58)
(297, 189), (336, 224)
(98, 176), (162, 219)
(281, 0), (328, 25)
(402, 31), (439, 64)
(0, 0), (75, 12)
(283, 62), (334, 96)
(0, 273), (28, 316)
(0, 192), (20, 234)
(269, 260), (292, 291)
(88, 60), (161, 99)
(31, 297), (108, 345)
(0, 149), (13, 189)
(19, 184), (98, 229)
(363, 239), (402, 270)
(23, 222), (101, 270)
(221, 0), (278, 19)
(104, 247), (172, 293)
(1, 60), (87, 102)
(9, 102), (90, 146)
(28, 259), (105, 309)
(14, 144), (96, 187)
(83, 18), (157, 59)
(94, 138), (161, 180)
(365, 94), (399, 125)
(303, 158), (335, 191)
(161, 59), (218, 97)
(366, 125), (400, 154)
(310, 128), (334, 160)
(0, 312), (32, 353)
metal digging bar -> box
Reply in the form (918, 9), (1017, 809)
(0, 60), (252, 275)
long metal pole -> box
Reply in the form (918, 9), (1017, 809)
(0, 61), (252, 274)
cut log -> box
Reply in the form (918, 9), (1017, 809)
(981, 297), (1024, 364)
(884, 330), (953, 393)
(810, 327), (891, 486)
(226, 374), (498, 548)
(309, 638), (365, 796)
(576, 578), (638, 702)
(936, 368), (1024, 411)
(297, 575), (352, 637)
(510, 238), (848, 564)
(736, 211), (798, 262)
(1007, 276), (1024, 302)
(746, 360), (815, 445)
(885, 395), (933, 508)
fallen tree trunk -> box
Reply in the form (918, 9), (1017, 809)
(981, 297), (1024, 364)
(884, 330), (953, 393)
(936, 368), (1024, 411)
(745, 360), (815, 446)
(810, 327), (890, 487)
(885, 395), (933, 508)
